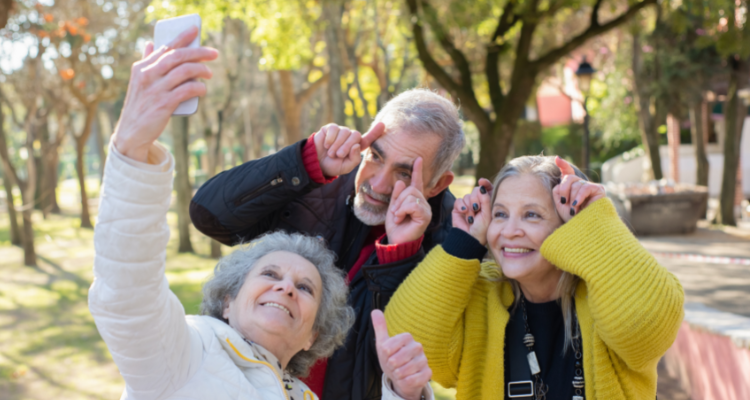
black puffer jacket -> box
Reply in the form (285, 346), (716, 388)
(190, 138), (454, 400)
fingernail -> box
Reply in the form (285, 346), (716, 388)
(480, 186), (487, 195)
(461, 206), (466, 211)
(472, 203), (479, 212)
(468, 216), (474, 224)
(572, 200), (578, 207)
(561, 196), (566, 204)
(570, 208), (576, 216)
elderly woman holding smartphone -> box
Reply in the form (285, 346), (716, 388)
(89, 26), (434, 400)
(384, 155), (684, 400)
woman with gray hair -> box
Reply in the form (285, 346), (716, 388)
(384, 155), (684, 400)
(89, 26), (434, 400)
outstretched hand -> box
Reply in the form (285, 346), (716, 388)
(314, 122), (385, 177)
(552, 156), (606, 223)
(113, 26), (219, 163)
(451, 178), (493, 245)
(385, 157), (432, 245)
(372, 310), (431, 400)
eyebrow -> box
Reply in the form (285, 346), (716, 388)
(493, 202), (548, 209)
(371, 141), (415, 173)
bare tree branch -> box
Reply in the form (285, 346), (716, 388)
(532, 0), (656, 70)
(491, 0), (521, 43)
(297, 73), (330, 105)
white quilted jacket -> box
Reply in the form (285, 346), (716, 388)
(88, 143), (430, 400)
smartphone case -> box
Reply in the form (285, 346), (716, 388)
(154, 14), (202, 116)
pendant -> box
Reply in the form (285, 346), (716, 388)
(527, 351), (541, 375)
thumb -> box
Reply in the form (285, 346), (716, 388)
(371, 309), (390, 346)
(555, 156), (576, 176)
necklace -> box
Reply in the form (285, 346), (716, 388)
(518, 294), (585, 400)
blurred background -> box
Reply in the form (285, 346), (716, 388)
(0, 0), (748, 399)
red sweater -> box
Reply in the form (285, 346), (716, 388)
(300, 134), (423, 397)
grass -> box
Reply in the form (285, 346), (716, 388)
(0, 178), (475, 399)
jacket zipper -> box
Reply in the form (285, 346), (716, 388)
(234, 177), (284, 206)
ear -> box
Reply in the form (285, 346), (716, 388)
(425, 170), (454, 199)
(303, 331), (319, 352)
(222, 296), (232, 320)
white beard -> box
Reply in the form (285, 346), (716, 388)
(352, 191), (388, 226)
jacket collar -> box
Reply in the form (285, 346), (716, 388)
(201, 316), (310, 399)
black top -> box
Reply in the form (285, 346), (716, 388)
(505, 299), (576, 400)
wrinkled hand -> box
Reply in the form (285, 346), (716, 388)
(552, 156), (606, 223)
(314, 122), (385, 177)
(372, 310), (431, 400)
(112, 26), (219, 162)
(385, 157), (431, 245)
(451, 178), (493, 245)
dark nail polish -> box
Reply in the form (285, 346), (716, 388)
(473, 203), (479, 212)
(561, 196), (566, 205)
(572, 200), (578, 207)
(570, 208), (576, 216)
(461, 206), (466, 211)
(480, 186), (487, 195)
(468, 216), (474, 224)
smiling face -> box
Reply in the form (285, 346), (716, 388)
(486, 174), (565, 294)
(353, 129), (445, 225)
(222, 251), (322, 361)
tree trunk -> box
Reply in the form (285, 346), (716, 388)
(690, 99), (709, 187)
(278, 70), (302, 145)
(666, 113), (680, 182)
(44, 146), (61, 214)
(323, 0), (346, 125)
(73, 102), (98, 229)
(0, 109), (21, 245)
(20, 121), (38, 267)
(716, 60), (745, 226)
(632, 33), (663, 181)
(19, 204), (36, 266)
(203, 121), (223, 259)
(172, 117), (194, 253)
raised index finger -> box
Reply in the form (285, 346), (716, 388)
(361, 122), (385, 149)
(411, 157), (424, 193)
(555, 156), (576, 177)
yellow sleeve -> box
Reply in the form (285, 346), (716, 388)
(541, 198), (685, 371)
(384, 246), (482, 387)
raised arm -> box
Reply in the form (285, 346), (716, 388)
(542, 158), (684, 371)
(89, 27), (217, 399)
(189, 123), (385, 245)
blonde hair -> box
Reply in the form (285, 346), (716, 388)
(489, 155), (587, 353)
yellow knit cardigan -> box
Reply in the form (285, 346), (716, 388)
(385, 199), (684, 400)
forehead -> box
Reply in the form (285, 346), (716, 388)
(495, 174), (554, 208)
(370, 129), (441, 166)
(254, 251), (321, 280)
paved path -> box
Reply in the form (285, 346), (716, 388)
(639, 225), (750, 400)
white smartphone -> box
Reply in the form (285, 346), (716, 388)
(154, 14), (202, 116)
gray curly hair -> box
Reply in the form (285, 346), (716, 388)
(200, 231), (355, 377)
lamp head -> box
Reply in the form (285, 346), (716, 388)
(575, 56), (595, 95)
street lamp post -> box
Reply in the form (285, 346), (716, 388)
(576, 56), (595, 174)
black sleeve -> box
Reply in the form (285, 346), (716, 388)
(189, 139), (322, 246)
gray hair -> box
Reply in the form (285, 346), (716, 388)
(489, 155), (588, 353)
(201, 231), (355, 377)
(371, 88), (465, 186)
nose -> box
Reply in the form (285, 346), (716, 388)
(273, 278), (296, 298)
(501, 216), (524, 240)
(368, 169), (392, 196)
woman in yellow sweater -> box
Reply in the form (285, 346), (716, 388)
(384, 155), (684, 400)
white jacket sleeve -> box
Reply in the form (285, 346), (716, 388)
(88, 143), (202, 400)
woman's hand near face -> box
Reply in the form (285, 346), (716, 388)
(552, 156), (606, 222)
(451, 178), (493, 245)
(112, 27), (219, 162)
(372, 310), (431, 400)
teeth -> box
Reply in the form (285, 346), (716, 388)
(504, 248), (532, 253)
(263, 302), (291, 316)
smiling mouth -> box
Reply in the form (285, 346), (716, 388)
(503, 247), (533, 254)
(261, 302), (292, 318)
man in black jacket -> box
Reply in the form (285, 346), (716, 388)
(190, 89), (465, 400)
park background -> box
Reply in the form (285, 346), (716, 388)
(0, 0), (749, 399)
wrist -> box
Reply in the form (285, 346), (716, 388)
(113, 133), (150, 163)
